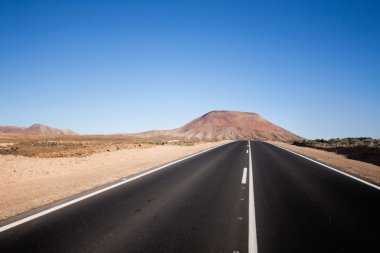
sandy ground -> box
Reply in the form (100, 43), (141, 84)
(0, 141), (230, 220)
(269, 141), (380, 185)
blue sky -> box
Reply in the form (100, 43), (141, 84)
(1, 0), (379, 138)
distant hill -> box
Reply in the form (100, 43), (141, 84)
(133, 110), (301, 141)
(0, 124), (77, 135)
(0, 126), (26, 134)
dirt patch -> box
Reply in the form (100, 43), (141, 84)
(0, 143), (14, 147)
(268, 141), (380, 186)
(0, 140), (230, 220)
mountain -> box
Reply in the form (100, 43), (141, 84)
(0, 126), (26, 133)
(0, 124), (77, 135)
(133, 110), (301, 141)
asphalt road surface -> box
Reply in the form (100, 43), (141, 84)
(0, 141), (379, 252)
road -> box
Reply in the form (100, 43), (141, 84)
(0, 141), (379, 252)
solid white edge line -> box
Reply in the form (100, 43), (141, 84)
(0, 142), (231, 233)
(241, 167), (247, 184)
(248, 141), (258, 253)
(268, 142), (380, 191)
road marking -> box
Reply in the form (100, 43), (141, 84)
(248, 141), (258, 253)
(241, 168), (247, 184)
(0, 142), (231, 233)
(269, 143), (380, 191)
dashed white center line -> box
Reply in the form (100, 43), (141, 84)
(248, 141), (258, 253)
(241, 167), (247, 184)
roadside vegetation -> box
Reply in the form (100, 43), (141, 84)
(293, 138), (380, 167)
(0, 134), (198, 158)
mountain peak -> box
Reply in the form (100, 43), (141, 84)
(134, 110), (301, 141)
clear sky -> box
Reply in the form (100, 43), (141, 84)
(1, 0), (379, 139)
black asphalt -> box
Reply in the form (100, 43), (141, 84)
(251, 141), (380, 253)
(0, 141), (249, 253)
(0, 141), (379, 253)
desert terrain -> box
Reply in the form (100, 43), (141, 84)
(0, 133), (230, 220)
(0, 133), (195, 158)
(1, 111), (379, 222)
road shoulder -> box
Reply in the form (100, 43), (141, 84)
(267, 141), (380, 186)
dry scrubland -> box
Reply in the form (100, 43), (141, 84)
(293, 138), (380, 166)
(0, 133), (230, 220)
(0, 134), (197, 158)
(270, 141), (380, 185)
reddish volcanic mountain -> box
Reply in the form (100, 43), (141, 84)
(0, 124), (77, 135)
(134, 110), (301, 141)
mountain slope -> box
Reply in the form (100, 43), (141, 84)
(0, 124), (77, 135)
(0, 126), (26, 134)
(134, 110), (301, 141)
